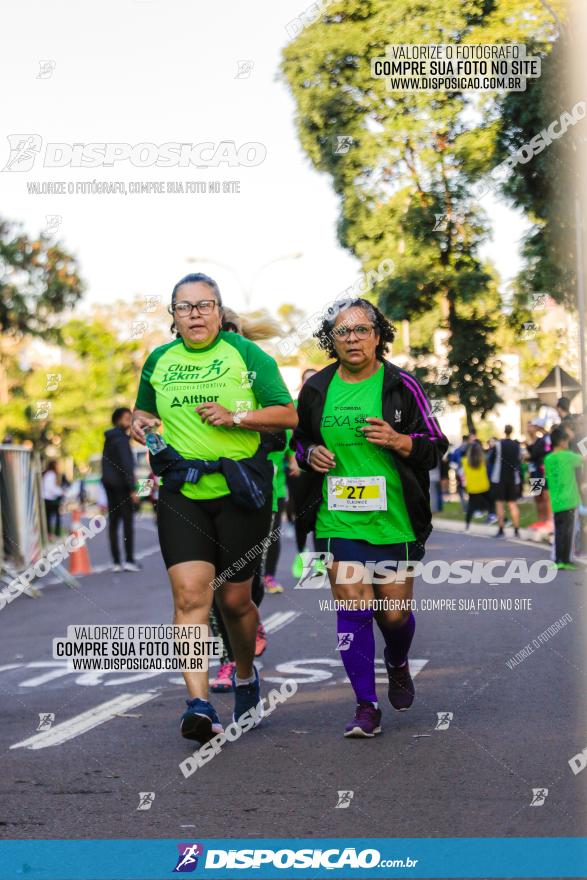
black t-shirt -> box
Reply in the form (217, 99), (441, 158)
(489, 438), (521, 484)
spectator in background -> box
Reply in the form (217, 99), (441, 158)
(440, 452), (450, 497)
(488, 425), (521, 538)
(429, 461), (442, 513)
(449, 434), (472, 512)
(262, 444), (288, 594)
(42, 460), (63, 540)
(101, 407), (140, 573)
(556, 397), (582, 452)
(462, 441), (492, 529)
(525, 421), (552, 529)
(78, 476), (87, 510)
(544, 426), (583, 569)
(556, 397), (576, 431)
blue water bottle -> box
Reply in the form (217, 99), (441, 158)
(144, 429), (167, 455)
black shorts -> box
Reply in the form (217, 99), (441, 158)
(491, 481), (520, 502)
(314, 536), (425, 564)
(157, 487), (272, 582)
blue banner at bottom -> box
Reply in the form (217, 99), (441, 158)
(0, 838), (585, 879)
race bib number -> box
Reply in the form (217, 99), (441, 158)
(327, 476), (387, 511)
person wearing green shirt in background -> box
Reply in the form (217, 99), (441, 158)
(263, 441), (289, 593)
(544, 426), (584, 569)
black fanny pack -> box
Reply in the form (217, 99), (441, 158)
(148, 442), (274, 511)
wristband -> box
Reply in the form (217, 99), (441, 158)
(306, 444), (317, 465)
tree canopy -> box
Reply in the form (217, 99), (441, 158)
(0, 216), (84, 339)
(281, 0), (566, 428)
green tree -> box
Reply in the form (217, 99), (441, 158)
(496, 35), (577, 325)
(0, 318), (143, 465)
(0, 216), (84, 337)
(281, 0), (564, 429)
(0, 215), (86, 440)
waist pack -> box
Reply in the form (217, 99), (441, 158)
(148, 442), (274, 511)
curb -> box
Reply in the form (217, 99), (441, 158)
(432, 516), (552, 549)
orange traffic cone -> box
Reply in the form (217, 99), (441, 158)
(68, 507), (92, 575)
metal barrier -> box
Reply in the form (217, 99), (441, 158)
(0, 445), (45, 570)
(0, 445), (77, 590)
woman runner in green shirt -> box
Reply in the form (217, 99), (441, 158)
(293, 298), (447, 737)
(131, 273), (297, 745)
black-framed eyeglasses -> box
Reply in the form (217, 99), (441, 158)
(169, 299), (218, 317)
(332, 323), (374, 340)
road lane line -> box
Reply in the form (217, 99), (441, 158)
(263, 611), (302, 633)
(19, 664), (74, 688)
(10, 691), (158, 750)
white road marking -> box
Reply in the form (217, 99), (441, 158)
(10, 691), (158, 750)
(264, 658), (344, 685)
(263, 611), (302, 633)
(19, 664), (76, 688)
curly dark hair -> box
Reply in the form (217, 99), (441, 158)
(314, 297), (396, 360)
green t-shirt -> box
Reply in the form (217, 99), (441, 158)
(544, 449), (583, 513)
(268, 446), (288, 513)
(315, 366), (415, 544)
(135, 331), (292, 500)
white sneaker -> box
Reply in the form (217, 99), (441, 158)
(112, 564), (122, 573)
(123, 561), (141, 572)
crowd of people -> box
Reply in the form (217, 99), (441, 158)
(446, 396), (585, 567)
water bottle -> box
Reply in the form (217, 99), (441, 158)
(144, 430), (167, 455)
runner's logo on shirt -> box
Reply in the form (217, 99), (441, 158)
(170, 394), (220, 407)
(162, 359), (229, 385)
(321, 412), (369, 438)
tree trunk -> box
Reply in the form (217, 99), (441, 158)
(465, 405), (476, 434)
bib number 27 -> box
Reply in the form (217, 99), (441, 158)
(327, 476), (387, 511)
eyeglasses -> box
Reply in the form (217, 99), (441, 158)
(332, 324), (374, 340)
(170, 300), (217, 317)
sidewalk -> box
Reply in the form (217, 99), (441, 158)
(432, 515), (553, 548)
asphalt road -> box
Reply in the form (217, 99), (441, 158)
(1, 511), (586, 846)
